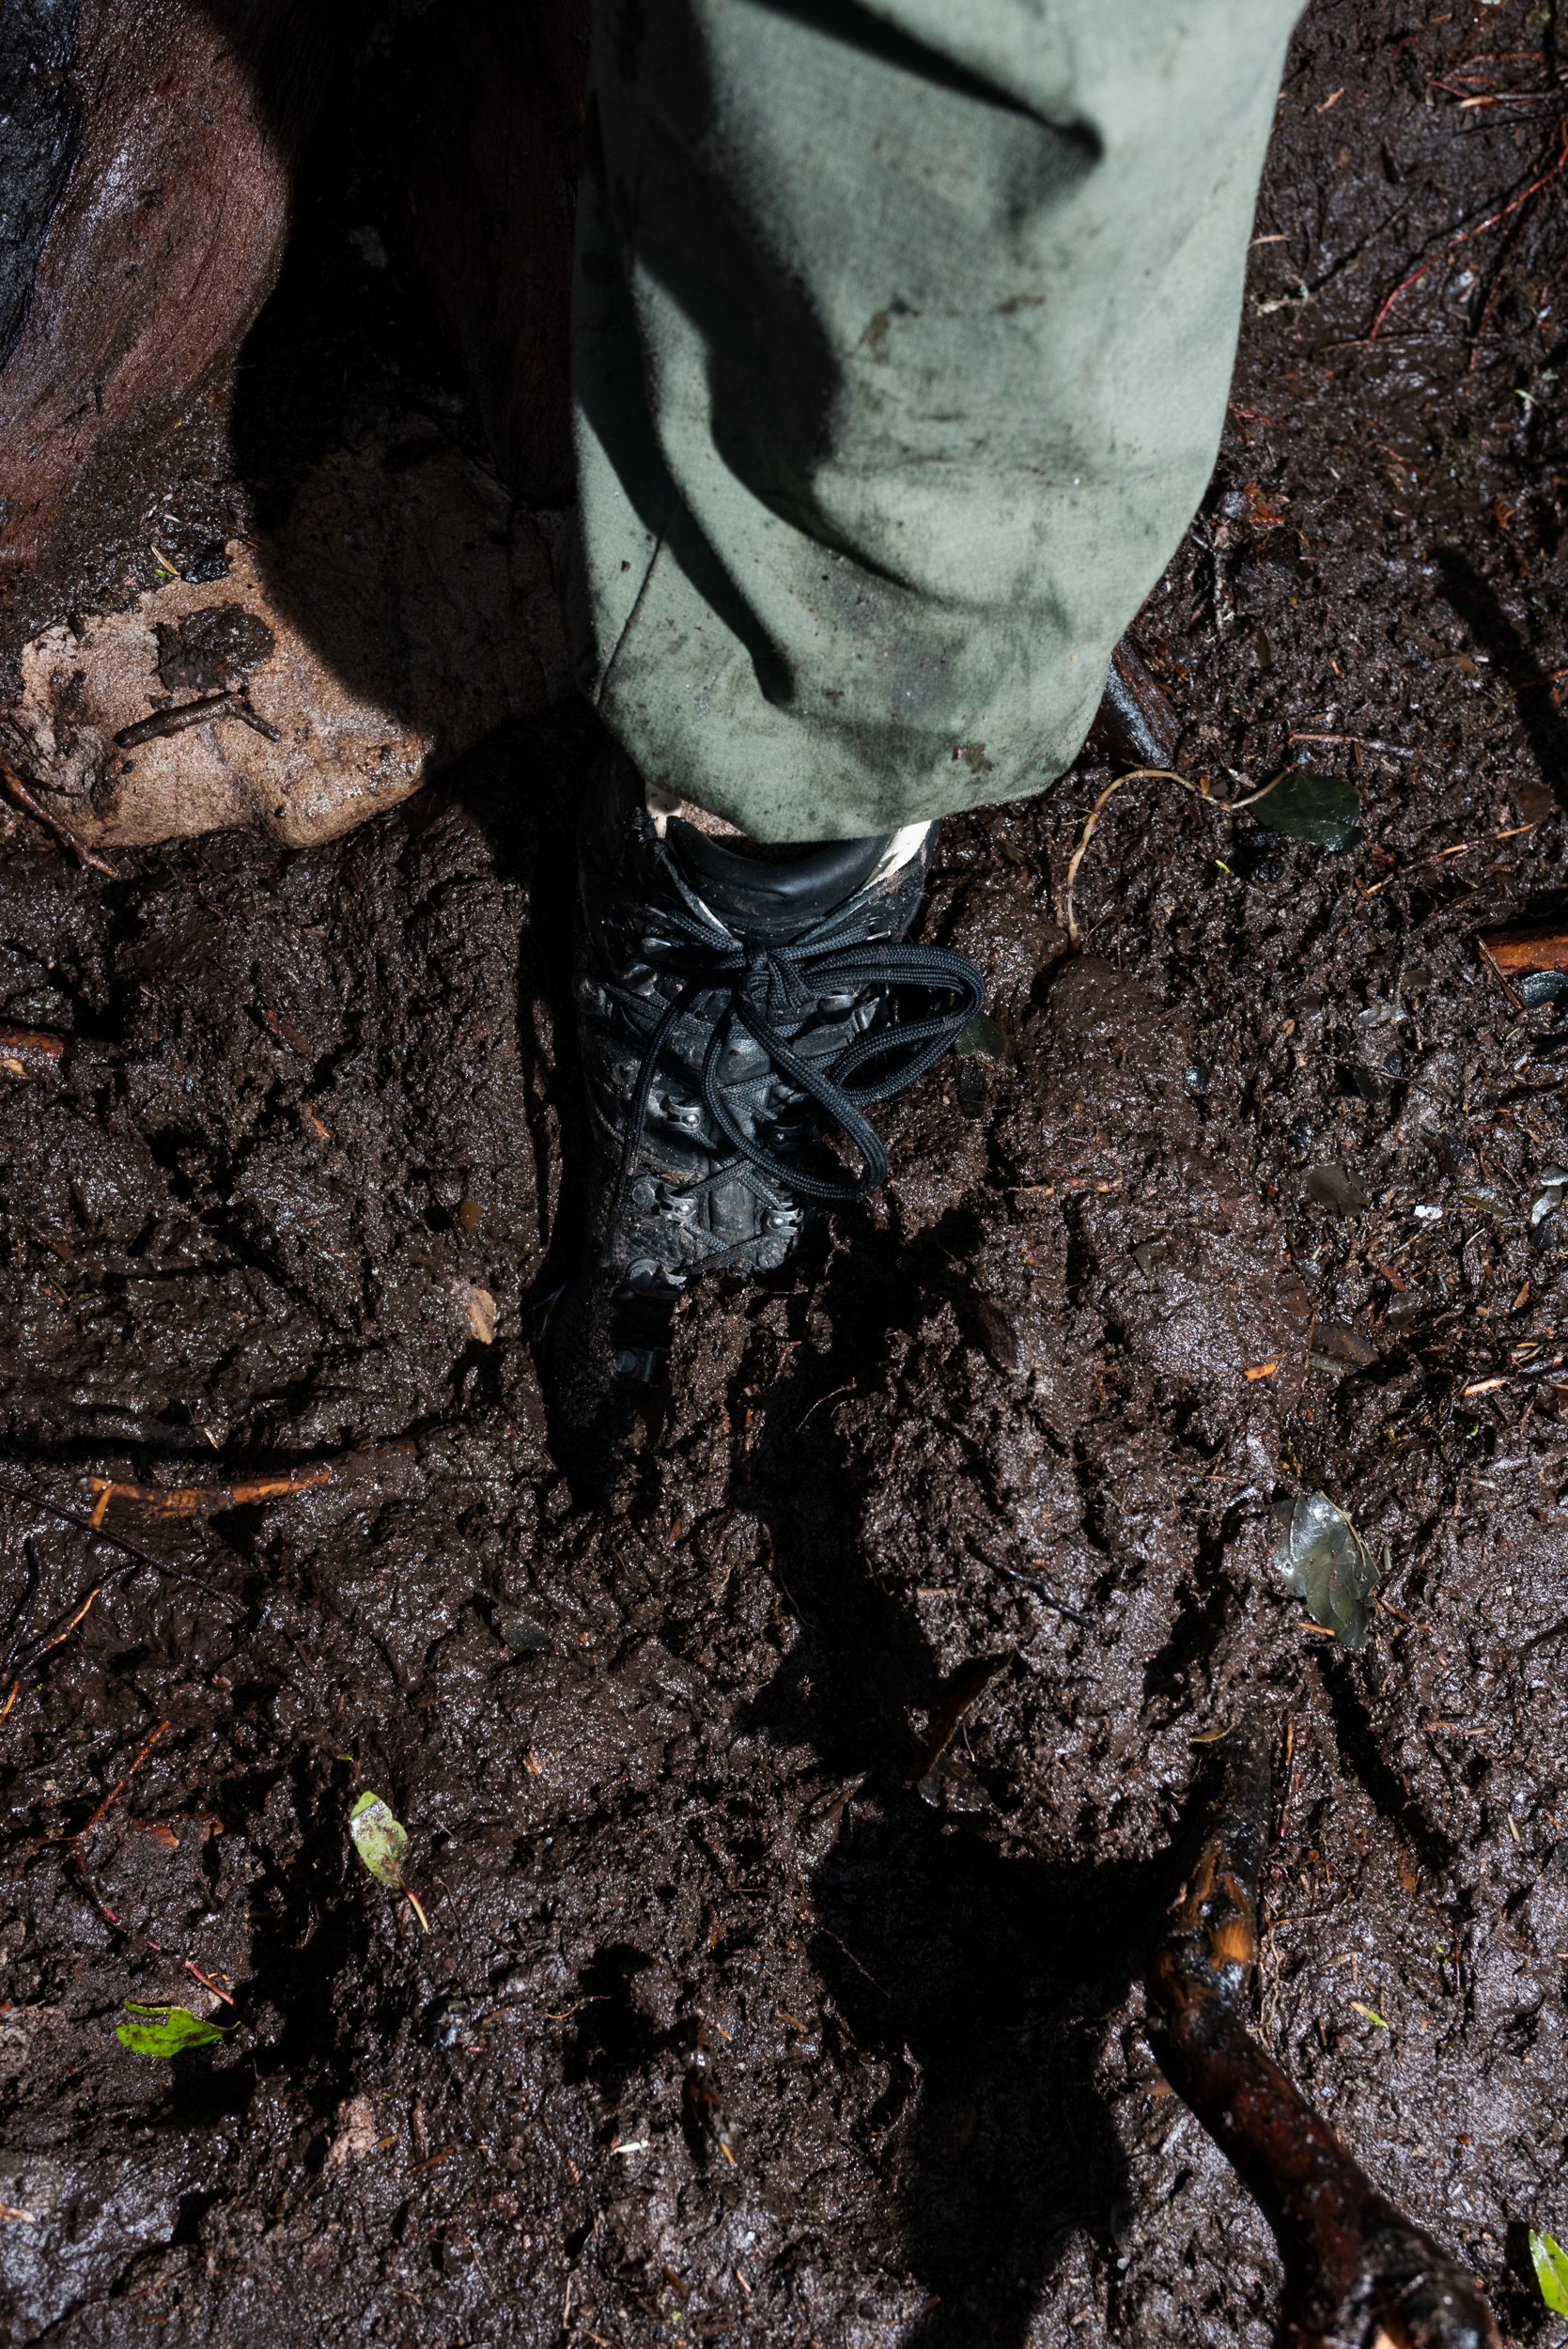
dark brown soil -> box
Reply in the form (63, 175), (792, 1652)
(5, 4), (1568, 2342)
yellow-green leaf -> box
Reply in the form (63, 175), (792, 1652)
(116, 2002), (232, 2058)
(1530, 2230), (1568, 2317)
(349, 1791), (428, 1930)
(349, 1791), (409, 1889)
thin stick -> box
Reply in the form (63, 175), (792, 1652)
(1062, 765), (1291, 946)
(0, 1479), (241, 1610)
(115, 691), (280, 750)
(75, 1718), (169, 1842)
(1288, 730), (1416, 760)
(0, 754), (118, 878)
(12, 1586), (101, 1679)
(184, 1960), (239, 2009)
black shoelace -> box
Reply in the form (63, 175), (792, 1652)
(614, 896), (985, 1206)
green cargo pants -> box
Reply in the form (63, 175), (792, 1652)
(570, 0), (1307, 841)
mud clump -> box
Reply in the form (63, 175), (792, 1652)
(153, 607), (278, 696)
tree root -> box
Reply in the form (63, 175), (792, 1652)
(1146, 1726), (1499, 2349)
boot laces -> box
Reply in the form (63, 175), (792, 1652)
(612, 894), (985, 1207)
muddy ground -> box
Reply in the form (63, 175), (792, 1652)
(5, 2), (1568, 2342)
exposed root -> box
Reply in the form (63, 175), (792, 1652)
(86, 1466), (335, 1519)
(0, 752), (119, 878)
(1146, 1727), (1499, 2349)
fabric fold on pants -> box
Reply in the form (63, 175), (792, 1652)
(569, 0), (1307, 840)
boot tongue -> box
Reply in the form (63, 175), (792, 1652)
(666, 819), (891, 941)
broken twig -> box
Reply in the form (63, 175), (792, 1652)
(0, 1477), (241, 1610)
(1478, 925), (1568, 979)
(86, 1466), (334, 1520)
(0, 1028), (67, 1076)
(115, 691), (280, 749)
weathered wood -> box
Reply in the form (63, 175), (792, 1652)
(1479, 926), (1568, 977)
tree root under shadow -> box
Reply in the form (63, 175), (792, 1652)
(1146, 1726), (1499, 2349)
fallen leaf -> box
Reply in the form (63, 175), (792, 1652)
(953, 1012), (1019, 1068)
(1305, 1163), (1371, 1216)
(1272, 1491), (1380, 1651)
(1313, 1319), (1378, 1368)
(349, 1790), (407, 1886)
(116, 2002), (233, 2058)
(349, 1790), (429, 1931)
(1530, 2229), (1568, 2318)
(1247, 769), (1360, 850)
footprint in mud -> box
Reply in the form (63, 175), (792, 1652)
(628, 945), (1319, 2336)
(698, 951), (1317, 1846)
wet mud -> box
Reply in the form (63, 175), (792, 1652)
(5, 2), (1568, 2342)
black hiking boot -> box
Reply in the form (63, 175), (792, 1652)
(550, 758), (984, 1487)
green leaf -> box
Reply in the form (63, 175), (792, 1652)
(953, 1013), (1019, 1068)
(1272, 1491), (1380, 1650)
(349, 1791), (409, 1890)
(116, 2002), (232, 2058)
(349, 1791), (429, 1928)
(1247, 770), (1361, 851)
(1531, 2230), (1568, 2317)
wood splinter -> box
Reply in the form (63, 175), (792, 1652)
(1146, 1727), (1499, 2349)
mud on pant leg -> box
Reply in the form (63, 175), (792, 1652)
(567, 0), (1307, 842)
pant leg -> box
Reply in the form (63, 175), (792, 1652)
(568, 0), (1306, 842)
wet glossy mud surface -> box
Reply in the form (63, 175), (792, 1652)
(4, 4), (1568, 2342)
